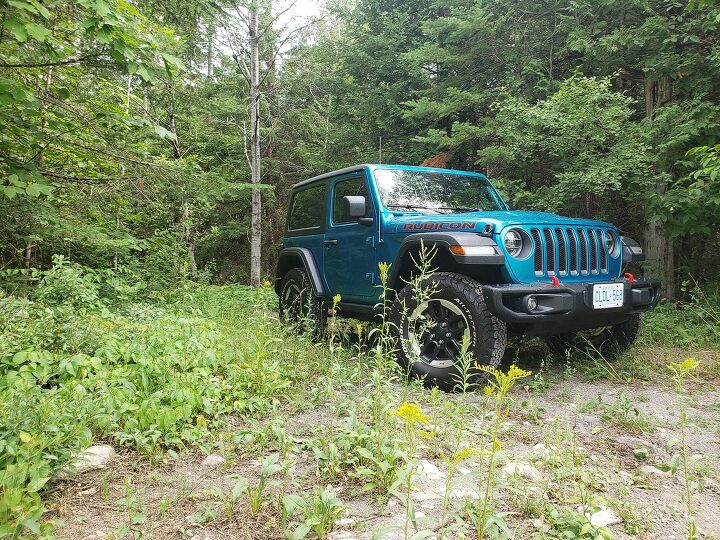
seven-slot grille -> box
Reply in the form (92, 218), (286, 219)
(530, 227), (610, 276)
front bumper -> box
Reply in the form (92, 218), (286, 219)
(482, 278), (661, 334)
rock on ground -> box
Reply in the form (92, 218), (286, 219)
(584, 507), (623, 527)
(639, 464), (671, 476)
(328, 532), (361, 540)
(335, 517), (357, 529)
(502, 461), (544, 482)
(419, 459), (445, 481)
(617, 435), (658, 455)
(68, 445), (115, 474)
(200, 454), (226, 468)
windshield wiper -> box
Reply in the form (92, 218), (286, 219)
(437, 206), (503, 213)
(436, 206), (476, 212)
(386, 204), (442, 213)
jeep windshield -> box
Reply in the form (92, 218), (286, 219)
(373, 168), (506, 213)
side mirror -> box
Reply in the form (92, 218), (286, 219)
(344, 195), (366, 218)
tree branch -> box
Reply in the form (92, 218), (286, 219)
(0, 51), (107, 69)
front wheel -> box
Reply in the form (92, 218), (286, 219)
(544, 313), (643, 360)
(390, 272), (507, 391)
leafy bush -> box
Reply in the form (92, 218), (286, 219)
(0, 260), (307, 537)
(641, 290), (720, 348)
(0, 381), (92, 539)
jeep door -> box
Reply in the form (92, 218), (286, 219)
(283, 181), (327, 280)
(323, 173), (378, 299)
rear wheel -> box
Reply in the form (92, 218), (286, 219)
(278, 267), (326, 335)
(545, 313), (642, 360)
(390, 272), (506, 391)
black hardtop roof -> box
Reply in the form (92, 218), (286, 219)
(291, 164), (489, 190)
(292, 164), (370, 189)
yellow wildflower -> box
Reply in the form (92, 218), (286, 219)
(453, 446), (482, 462)
(667, 357), (700, 376)
(506, 364), (533, 381)
(478, 363), (532, 395)
(392, 402), (429, 426)
(332, 294), (342, 308)
(262, 279), (272, 289)
(378, 261), (391, 284)
(477, 363), (499, 379)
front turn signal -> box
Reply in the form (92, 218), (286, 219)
(449, 245), (497, 256)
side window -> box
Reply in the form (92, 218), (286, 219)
(332, 176), (370, 224)
(288, 183), (326, 231)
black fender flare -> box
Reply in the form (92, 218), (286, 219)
(621, 236), (644, 264)
(386, 232), (504, 292)
(274, 247), (326, 297)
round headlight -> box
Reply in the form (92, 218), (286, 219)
(504, 229), (523, 257)
(604, 232), (618, 257)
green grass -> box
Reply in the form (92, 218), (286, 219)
(640, 297), (720, 350)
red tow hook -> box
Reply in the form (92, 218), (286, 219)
(623, 272), (636, 283)
(550, 275), (560, 287)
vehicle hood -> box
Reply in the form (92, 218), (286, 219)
(385, 210), (614, 234)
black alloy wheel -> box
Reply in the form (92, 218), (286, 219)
(391, 272), (507, 391)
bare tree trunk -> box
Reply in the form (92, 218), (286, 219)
(168, 103), (181, 159)
(183, 202), (197, 278)
(22, 66), (54, 274)
(207, 22), (214, 78)
(249, 0), (262, 287)
(323, 94), (332, 157)
(24, 242), (33, 273)
(167, 102), (196, 278)
(644, 76), (675, 299)
(37, 66), (53, 166)
(125, 73), (132, 114)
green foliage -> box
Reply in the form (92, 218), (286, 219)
(284, 485), (344, 540)
(598, 392), (654, 433)
(0, 382), (92, 539)
(537, 504), (612, 539)
(0, 0), (185, 196)
(308, 412), (404, 495)
(233, 454), (283, 515)
(641, 286), (720, 348)
(661, 144), (720, 236)
(0, 259), (312, 537)
(479, 76), (650, 219)
(3, 0), (720, 288)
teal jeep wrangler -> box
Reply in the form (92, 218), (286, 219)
(275, 164), (661, 390)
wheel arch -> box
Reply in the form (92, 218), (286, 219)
(275, 247), (326, 297)
(387, 233), (505, 294)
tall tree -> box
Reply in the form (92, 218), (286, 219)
(248, 0), (262, 287)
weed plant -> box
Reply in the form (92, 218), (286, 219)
(472, 364), (532, 539)
(667, 358), (701, 540)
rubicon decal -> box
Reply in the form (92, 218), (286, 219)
(402, 222), (477, 231)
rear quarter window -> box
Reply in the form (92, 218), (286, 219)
(288, 183), (326, 231)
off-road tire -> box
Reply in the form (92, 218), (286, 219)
(278, 267), (326, 336)
(390, 272), (507, 392)
(544, 313), (642, 360)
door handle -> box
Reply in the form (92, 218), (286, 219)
(323, 239), (338, 245)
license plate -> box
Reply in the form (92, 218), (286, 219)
(593, 283), (624, 309)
